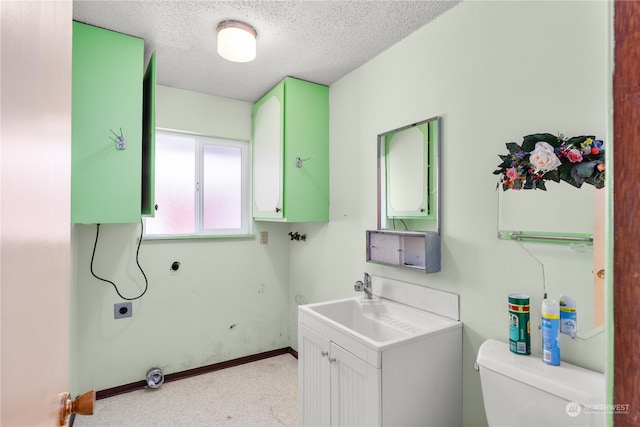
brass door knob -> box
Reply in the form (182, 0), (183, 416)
(597, 269), (605, 279)
(58, 390), (95, 426)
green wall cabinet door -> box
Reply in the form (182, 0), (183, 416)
(141, 52), (157, 217)
(72, 22), (155, 224)
(252, 77), (329, 222)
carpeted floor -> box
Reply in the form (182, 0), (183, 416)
(74, 354), (298, 427)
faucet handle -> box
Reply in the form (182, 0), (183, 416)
(354, 280), (364, 292)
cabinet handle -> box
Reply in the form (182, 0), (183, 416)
(154, 204), (158, 211)
(328, 357), (336, 363)
(275, 207), (281, 213)
(320, 351), (329, 358)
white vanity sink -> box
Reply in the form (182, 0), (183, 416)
(298, 296), (462, 426)
(300, 296), (458, 351)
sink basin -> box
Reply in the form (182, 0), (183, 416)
(299, 296), (459, 350)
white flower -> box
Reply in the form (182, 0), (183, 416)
(529, 141), (562, 172)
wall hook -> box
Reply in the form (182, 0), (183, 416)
(288, 231), (306, 241)
(109, 128), (127, 150)
(295, 155), (312, 168)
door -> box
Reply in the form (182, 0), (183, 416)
(253, 83), (285, 219)
(330, 343), (381, 427)
(71, 22), (144, 224)
(298, 324), (331, 426)
(614, 1), (640, 423)
(1, 1), (74, 425)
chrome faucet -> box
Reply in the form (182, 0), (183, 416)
(354, 272), (373, 299)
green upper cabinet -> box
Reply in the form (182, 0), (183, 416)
(252, 77), (329, 222)
(71, 22), (155, 224)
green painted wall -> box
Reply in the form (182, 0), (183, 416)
(72, 86), (291, 394)
(288, 2), (611, 426)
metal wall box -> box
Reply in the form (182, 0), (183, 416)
(366, 230), (441, 273)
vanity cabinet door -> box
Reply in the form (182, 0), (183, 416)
(252, 77), (329, 222)
(299, 324), (381, 427)
(71, 22), (154, 224)
(299, 324), (331, 426)
(330, 342), (381, 427)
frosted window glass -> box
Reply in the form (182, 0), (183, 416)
(145, 131), (248, 237)
(145, 135), (195, 235)
(203, 145), (241, 229)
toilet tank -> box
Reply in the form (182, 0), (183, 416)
(476, 339), (605, 427)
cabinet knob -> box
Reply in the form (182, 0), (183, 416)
(154, 204), (158, 211)
(328, 357), (337, 363)
(320, 351), (329, 358)
(275, 207), (281, 213)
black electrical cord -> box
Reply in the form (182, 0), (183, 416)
(90, 218), (149, 300)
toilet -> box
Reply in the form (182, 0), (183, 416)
(475, 339), (605, 426)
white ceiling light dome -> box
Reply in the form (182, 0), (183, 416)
(216, 20), (257, 63)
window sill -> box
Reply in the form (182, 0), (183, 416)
(143, 234), (256, 241)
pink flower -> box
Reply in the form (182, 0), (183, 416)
(566, 148), (583, 163)
(506, 167), (519, 180)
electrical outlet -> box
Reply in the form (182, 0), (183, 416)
(260, 231), (268, 244)
(114, 302), (132, 319)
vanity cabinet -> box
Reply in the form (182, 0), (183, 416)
(71, 22), (155, 224)
(298, 309), (461, 426)
(299, 324), (381, 426)
(366, 229), (441, 273)
(252, 77), (329, 222)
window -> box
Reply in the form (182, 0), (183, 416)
(145, 130), (250, 237)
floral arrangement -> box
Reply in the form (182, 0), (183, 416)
(494, 133), (605, 191)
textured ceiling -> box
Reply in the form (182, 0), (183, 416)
(73, 1), (460, 102)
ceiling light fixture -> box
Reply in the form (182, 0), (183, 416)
(216, 20), (257, 63)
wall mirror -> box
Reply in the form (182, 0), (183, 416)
(377, 116), (441, 233)
(497, 185), (605, 339)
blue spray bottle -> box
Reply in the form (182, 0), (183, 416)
(541, 299), (560, 366)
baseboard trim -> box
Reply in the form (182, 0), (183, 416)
(95, 346), (298, 400)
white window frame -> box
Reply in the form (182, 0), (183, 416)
(144, 130), (251, 239)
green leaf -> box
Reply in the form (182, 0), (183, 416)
(535, 180), (547, 191)
(566, 135), (593, 148)
(574, 161), (597, 178)
(542, 169), (560, 183)
(558, 168), (575, 185)
(506, 142), (521, 154)
(569, 166), (586, 188)
(522, 133), (560, 151)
